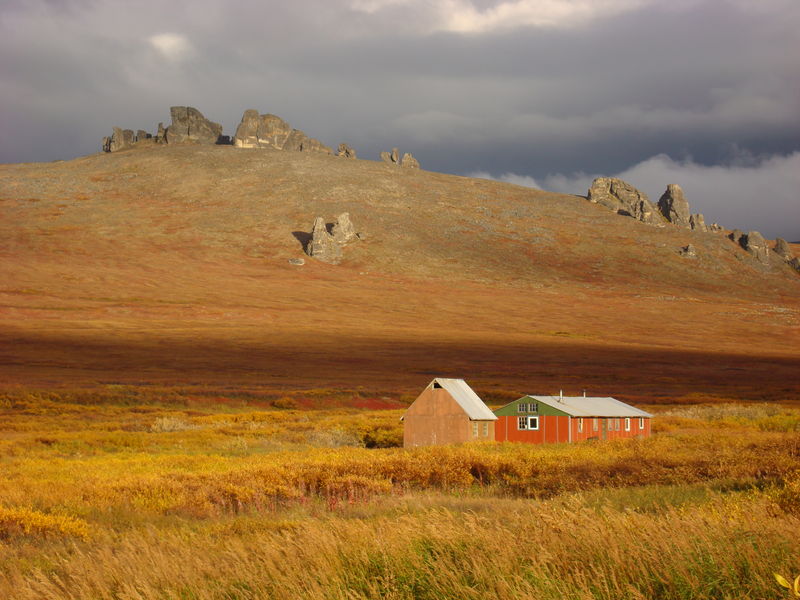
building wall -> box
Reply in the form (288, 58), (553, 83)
(496, 414), (651, 444)
(403, 387), (495, 447)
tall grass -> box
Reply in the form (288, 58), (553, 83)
(1, 394), (799, 599)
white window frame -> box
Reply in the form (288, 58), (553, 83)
(530, 402), (538, 413)
(593, 418), (599, 432)
(527, 416), (539, 430)
(518, 403), (527, 413)
(639, 417), (645, 430)
(624, 417), (631, 432)
(482, 422), (488, 437)
(517, 416), (527, 430)
(578, 417), (583, 433)
(472, 422), (478, 437)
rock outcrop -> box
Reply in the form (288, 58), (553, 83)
(689, 213), (708, 232)
(332, 213), (358, 245)
(337, 143), (357, 159)
(232, 110), (331, 154)
(166, 106), (223, 145)
(728, 230), (745, 245)
(657, 184), (691, 227)
(306, 217), (342, 264)
(774, 238), (793, 260)
(136, 130), (151, 143)
(741, 231), (770, 263)
(304, 213), (360, 264)
(105, 127), (134, 152)
(155, 122), (166, 143)
(587, 177), (662, 225)
(679, 244), (697, 258)
(380, 147), (420, 168)
(401, 153), (420, 169)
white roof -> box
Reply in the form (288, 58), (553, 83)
(528, 395), (652, 418)
(433, 378), (498, 420)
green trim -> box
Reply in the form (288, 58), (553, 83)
(493, 396), (571, 417)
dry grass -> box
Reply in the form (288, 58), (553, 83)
(1, 395), (799, 598)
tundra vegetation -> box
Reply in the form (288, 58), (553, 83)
(0, 387), (799, 599)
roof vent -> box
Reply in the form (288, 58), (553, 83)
(559, 389), (563, 401)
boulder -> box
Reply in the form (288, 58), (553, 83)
(135, 130), (151, 143)
(679, 244), (697, 258)
(106, 127), (134, 152)
(101, 137), (111, 152)
(337, 143), (357, 159)
(708, 222), (723, 232)
(256, 114), (293, 148)
(587, 177), (662, 225)
(774, 238), (793, 260)
(401, 153), (420, 169)
(165, 106), (223, 145)
(305, 217), (342, 264)
(657, 184), (691, 227)
(155, 122), (166, 143)
(332, 213), (358, 245)
(742, 231), (770, 263)
(380, 151), (394, 164)
(233, 109), (261, 148)
(689, 213), (708, 232)
(288, 258), (305, 266)
(232, 110), (331, 153)
(789, 257), (800, 273)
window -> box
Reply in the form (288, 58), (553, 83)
(530, 402), (538, 413)
(593, 418), (599, 432)
(527, 416), (539, 430)
(433, 382), (442, 388)
(517, 416), (527, 430)
(624, 417), (631, 431)
(518, 403), (527, 413)
(472, 422), (478, 437)
(607, 418), (613, 430)
(639, 417), (645, 430)
(578, 418), (583, 433)
(615, 418), (621, 431)
(483, 422), (488, 437)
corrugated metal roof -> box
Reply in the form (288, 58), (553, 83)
(435, 378), (498, 421)
(528, 395), (652, 418)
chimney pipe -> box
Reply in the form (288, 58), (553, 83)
(559, 389), (563, 401)
(583, 389), (586, 398)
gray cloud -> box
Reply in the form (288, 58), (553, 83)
(1, 0), (798, 237)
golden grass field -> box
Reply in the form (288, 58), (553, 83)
(1, 145), (800, 598)
(1, 393), (799, 599)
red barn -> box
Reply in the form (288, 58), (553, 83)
(494, 394), (652, 444)
(401, 378), (497, 447)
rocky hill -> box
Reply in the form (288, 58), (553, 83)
(1, 134), (799, 403)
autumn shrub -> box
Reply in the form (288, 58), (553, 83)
(0, 507), (89, 540)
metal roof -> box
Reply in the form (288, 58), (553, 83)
(527, 395), (652, 418)
(431, 378), (498, 421)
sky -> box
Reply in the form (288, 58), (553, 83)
(1, 0), (798, 239)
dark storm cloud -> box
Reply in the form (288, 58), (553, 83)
(1, 0), (798, 237)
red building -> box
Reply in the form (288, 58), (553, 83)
(494, 394), (652, 444)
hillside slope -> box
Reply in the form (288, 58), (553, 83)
(1, 145), (798, 402)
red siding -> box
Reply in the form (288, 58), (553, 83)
(496, 415), (651, 444)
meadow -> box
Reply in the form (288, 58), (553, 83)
(1, 388), (799, 599)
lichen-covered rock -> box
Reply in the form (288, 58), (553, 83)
(165, 106), (223, 145)
(742, 231), (770, 263)
(401, 153), (420, 169)
(587, 177), (662, 225)
(380, 151), (393, 164)
(337, 143), (357, 159)
(709, 222), (723, 232)
(135, 130), (151, 143)
(789, 257), (800, 273)
(679, 244), (697, 258)
(306, 217), (342, 264)
(657, 184), (691, 227)
(155, 122), (166, 143)
(689, 213), (708, 232)
(728, 229), (744, 245)
(332, 213), (358, 245)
